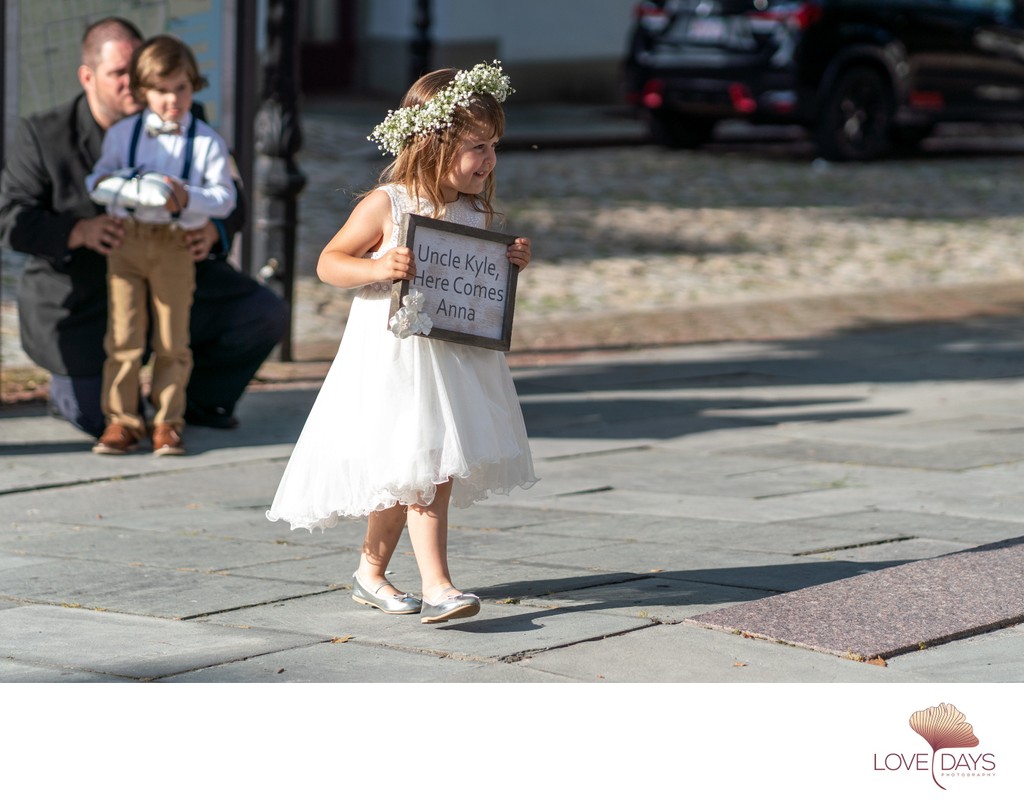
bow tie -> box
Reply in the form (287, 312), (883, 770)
(145, 119), (181, 137)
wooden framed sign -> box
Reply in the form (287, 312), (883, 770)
(389, 213), (519, 351)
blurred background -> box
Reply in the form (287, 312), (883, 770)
(6, 0), (1024, 397)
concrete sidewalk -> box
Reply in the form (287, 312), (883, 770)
(2, 313), (1023, 682)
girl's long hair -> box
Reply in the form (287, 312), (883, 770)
(378, 68), (506, 225)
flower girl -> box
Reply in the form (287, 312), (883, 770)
(268, 62), (536, 624)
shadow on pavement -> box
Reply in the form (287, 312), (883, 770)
(4, 313), (1024, 451)
(445, 557), (908, 635)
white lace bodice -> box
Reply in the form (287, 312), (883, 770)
(362, 185), (488, 295)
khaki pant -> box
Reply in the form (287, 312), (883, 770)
(102, 221), (195, 434)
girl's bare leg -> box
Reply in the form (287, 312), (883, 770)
(356, 504), (409, 597)
(407, 480), (458, 603)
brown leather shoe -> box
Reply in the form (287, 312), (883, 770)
(92, 424), (140, 455)
(152, 424), (186, 456)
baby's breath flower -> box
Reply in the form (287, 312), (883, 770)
(369, 61), (514, 156)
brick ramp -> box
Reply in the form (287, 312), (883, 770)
(687, 537), (1024, 661)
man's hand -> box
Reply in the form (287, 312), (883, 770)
(181, 222), (221, 261)
(68, 214), (125, 256)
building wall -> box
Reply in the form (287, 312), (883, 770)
(358, 0), (636, 102)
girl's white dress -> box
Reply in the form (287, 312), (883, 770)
(267, 184), (537, 532)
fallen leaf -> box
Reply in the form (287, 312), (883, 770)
(866, 657), (888, 667)
(331, 635), (354, 643)
(733, 662), (748, 667)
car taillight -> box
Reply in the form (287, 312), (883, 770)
(729, 83), (757, 114)
(641, 78), (665, 109)
(747, 1), (823, 29)
(909, 91), (944, 110)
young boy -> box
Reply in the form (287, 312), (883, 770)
(86, 34), (236, 456)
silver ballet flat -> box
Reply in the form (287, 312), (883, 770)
(351, 573), (422, 615)
(420, 590), (481, 624)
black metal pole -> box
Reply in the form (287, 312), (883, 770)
(234, 4), (257, 282)
(1, 0), (7, 397)
(252, 0), (306, 361)
(410, 0), (432, 82)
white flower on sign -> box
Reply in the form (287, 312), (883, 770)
(389, 290), (434, 339)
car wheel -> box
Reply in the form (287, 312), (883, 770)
(816, 65), (894, 161)
(648, 111), (715, 149)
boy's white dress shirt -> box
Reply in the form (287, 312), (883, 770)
(86, 110), (236, 230)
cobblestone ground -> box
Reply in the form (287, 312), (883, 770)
(6, 110), (1024, 378)
(289, 113), (1024, 356)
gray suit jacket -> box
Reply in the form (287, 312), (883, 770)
(0, 93), (243, 377)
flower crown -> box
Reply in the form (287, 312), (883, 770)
(368, 61), (514, 156)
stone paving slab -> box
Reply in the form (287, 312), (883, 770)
(0, 553), (44, 573)
(727, 478), (1024, 528)
(210, 552), (360, 586)
(96, 505), (365, 548)
(854, 486), (1024, 525)
(0, 658), (126, 682)
(228, 552), (636, 603)
(164, 641), (568, 683)
(446, 526), (629, 563)
(6, 317), (1024, 681)
(514, 576), (771, 624)
(882, 623), (1024, 682)
(774, 413), (1024, 448)
(447, 504), (586, 531)
(207, 589), (650, 661)
(780, 509), (1024, 545)
(511, 485), (964, 557)
(657, 558), (894, 593)
(0, 523), (341, 573)
(527, 538), (884, 584)
(518, 436), (651, 461)
(524, 410), (751, 443)
(0, 604), (320, 680)
(458, 564), (636, 600)
(518, 621), (896, 683)
(502, 530), (772, 574)
(0, 464), (287, 525)
(801, 537), (973, 564)
(733, 435), (1024, 471)
(0, 413), (293, 497)
(515, 485), (879, 523)
(0, 557), (327, 619)
(552, 453), (868, 500)
(689, 536), (1024, 661)
(0, 464), (90, 495)
(503, 511), (731, 542)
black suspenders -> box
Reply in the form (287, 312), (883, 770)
(128, 115), (198, 180)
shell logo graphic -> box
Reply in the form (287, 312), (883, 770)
(909, 703), (980, 790)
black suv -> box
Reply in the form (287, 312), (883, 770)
(625, 0), (1024, 160)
